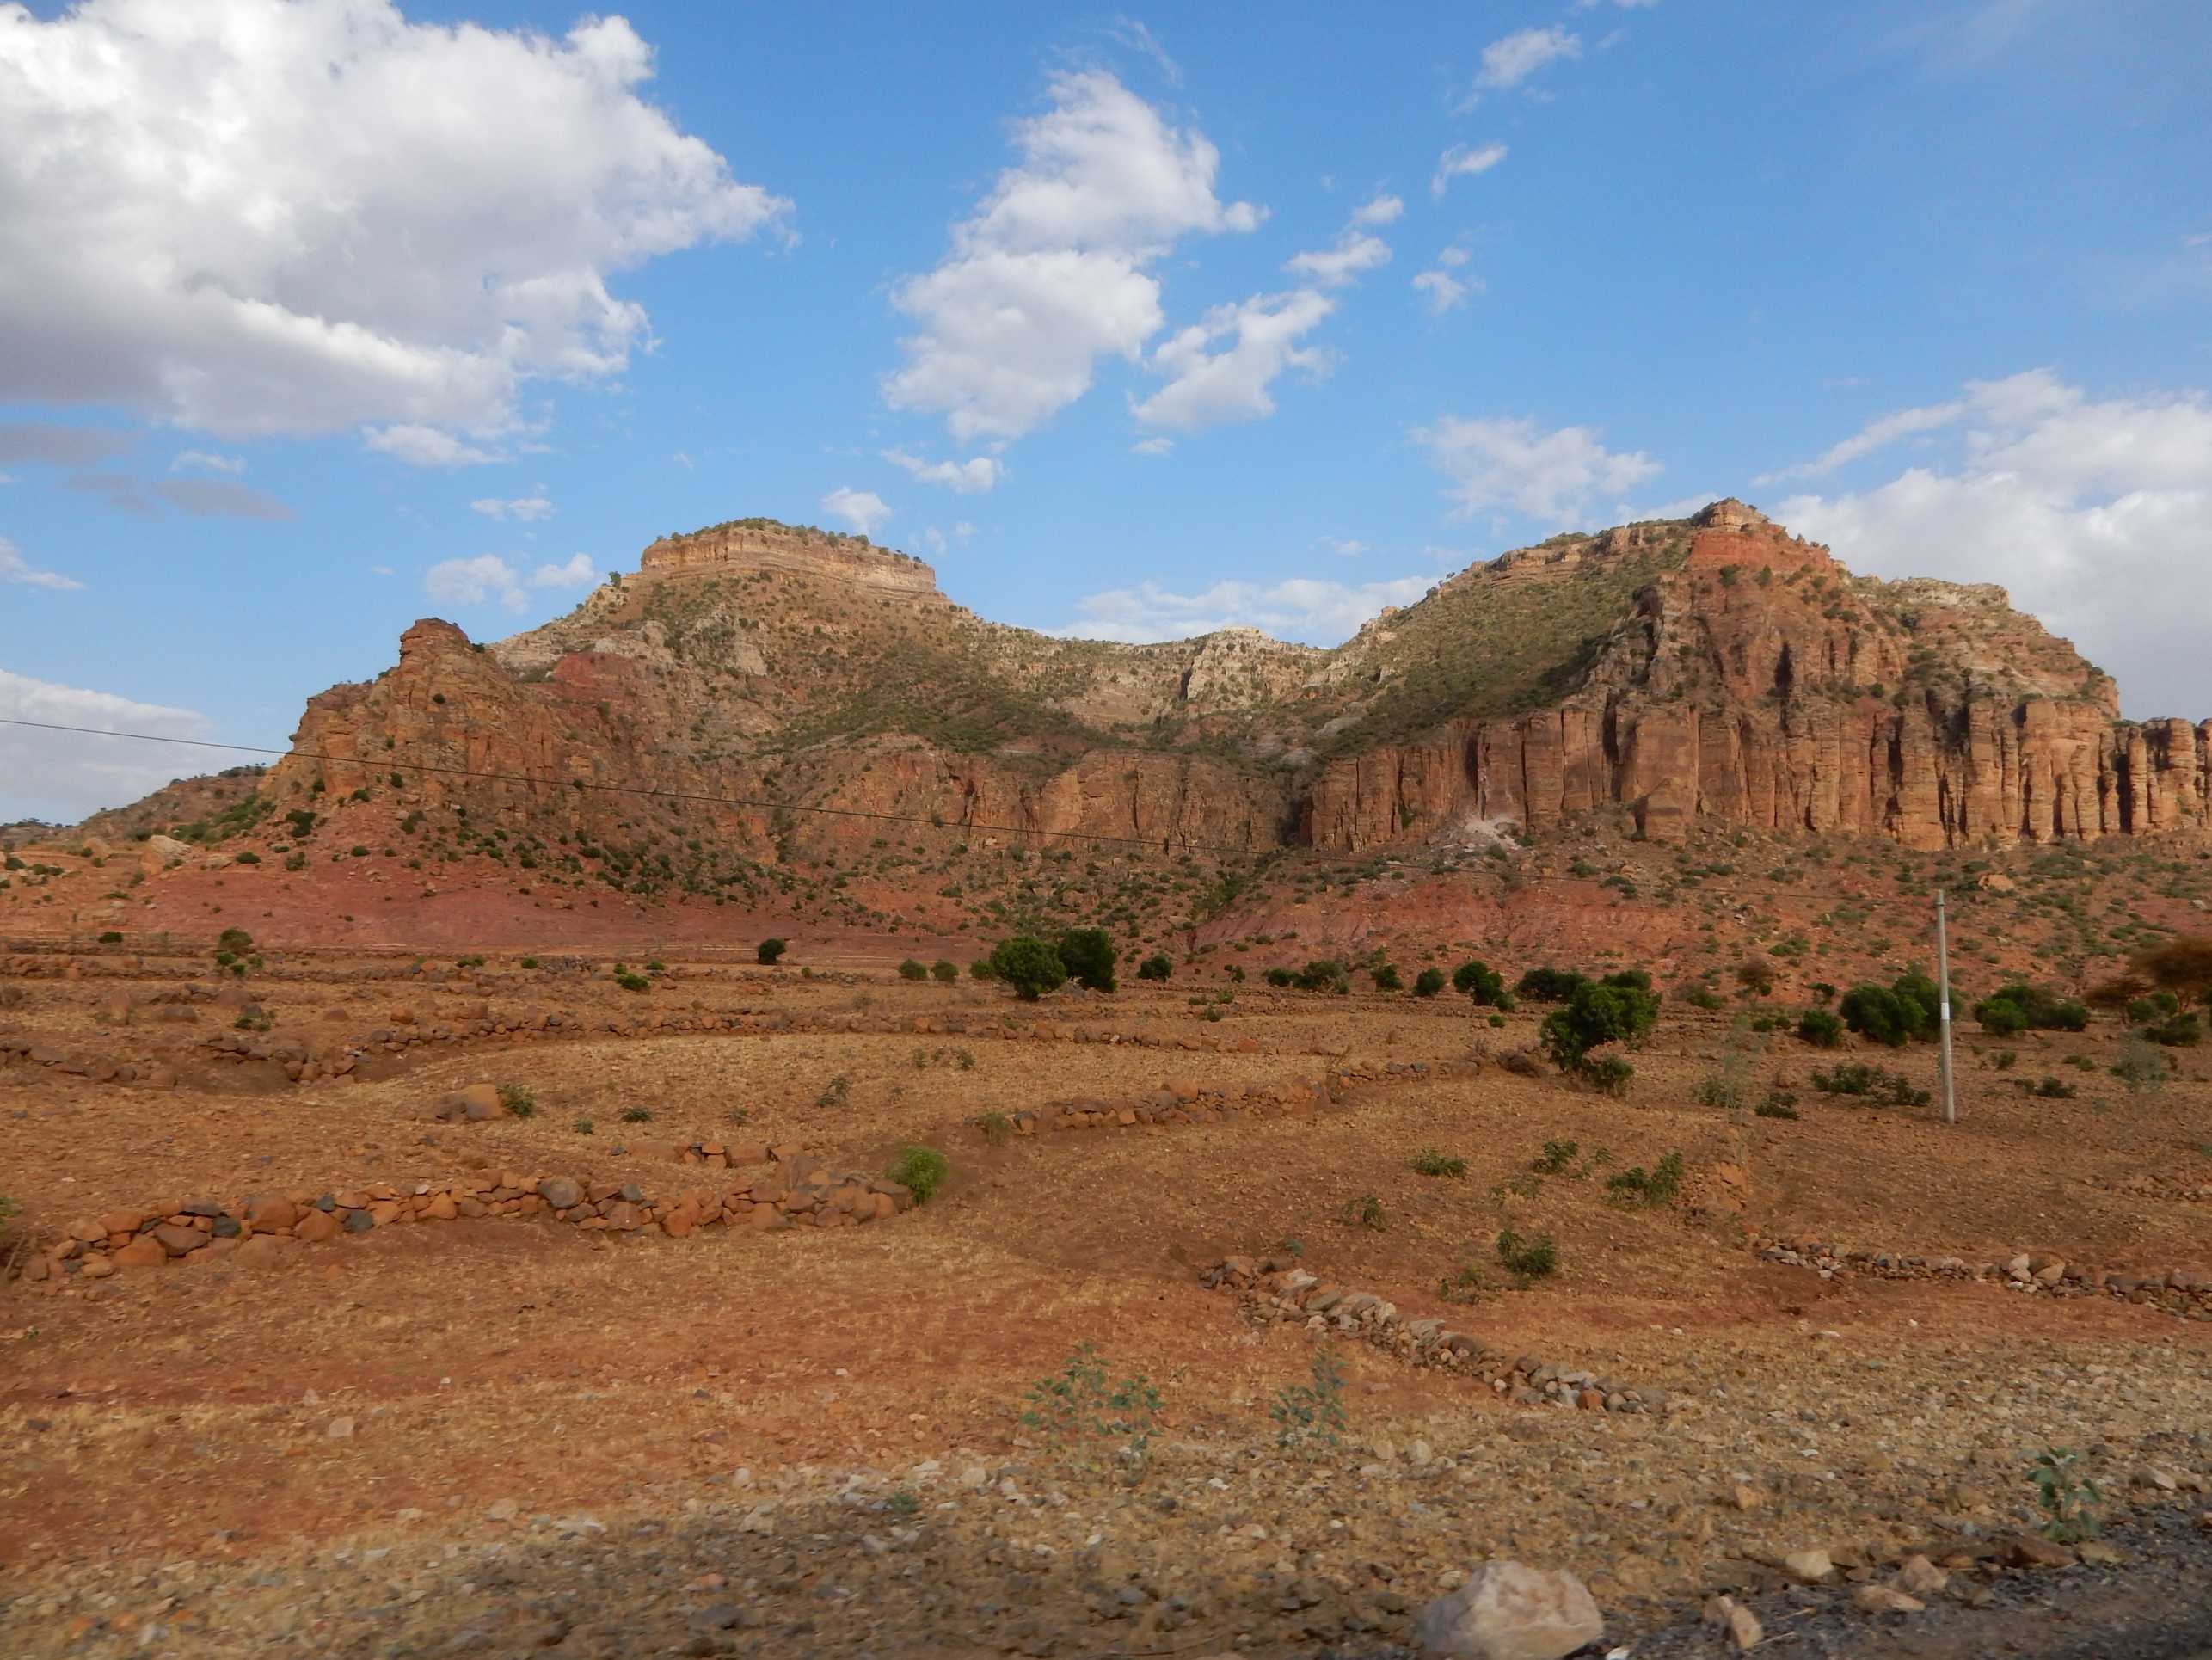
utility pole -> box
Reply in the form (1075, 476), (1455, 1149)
(1935, 888), (1957, 1126)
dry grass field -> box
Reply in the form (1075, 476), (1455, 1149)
(4, 939), (2211, 1657)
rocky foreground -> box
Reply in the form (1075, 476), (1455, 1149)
(5, 1325), (2209, 1658)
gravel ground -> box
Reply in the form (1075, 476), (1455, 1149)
(4, 1393), (2209, 1660)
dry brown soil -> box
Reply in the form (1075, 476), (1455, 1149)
(4, 944), (2212, 1657)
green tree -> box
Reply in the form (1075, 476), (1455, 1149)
(1055, 927), (1118, 993)
(1136, 953), (1172, 981)
(1413, 967), (1447, 997)
(1540, 977), (1661, 1079)
(988, 935), (1066, 1000)
(756, 937), (788, 965)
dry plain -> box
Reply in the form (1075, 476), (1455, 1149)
(3, 936), (2211, 1658)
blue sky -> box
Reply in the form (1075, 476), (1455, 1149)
(3, 0), (2209, 821)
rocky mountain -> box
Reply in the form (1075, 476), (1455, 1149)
(251, 501), (2205, 882)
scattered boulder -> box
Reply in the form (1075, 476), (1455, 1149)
(1415, 1561), (1602, 1660)
(1703, 1595), (1761, 1651)
(1783, 1548), (1834, 1584)
(1852, 1584), (1924, 1615)
(1895, 1553), (1948, 1596)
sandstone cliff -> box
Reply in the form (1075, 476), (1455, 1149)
(260, 507), (2208, 869)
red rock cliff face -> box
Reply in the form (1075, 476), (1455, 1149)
(267, 505), (2207, 866)
(271, 621), (1288, 859)
(1302, 507), (2208, 850)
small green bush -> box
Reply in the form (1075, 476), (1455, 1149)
(497, 1082), (536, 1118)
(1137, 953), (1173, 981)
(1495, 1227), (1559, 1281)
(897, 958), (926, 981)
(1797, 1008), (1845, 1048)
(756, 938), (788, 965)
(614, 968), (649, 993)
(1413, 968), (1447, 998)
(1409, 1147), (1465, 1178)
(2142, 1011), (2202, 1047)
(1810, 1062), (1931, 1107)
(619, 1105), (653, 1123)
(1371, 963), (1402, 993)
(1271, 1346), (1349, 1453)
(1532, 1139), (1578, 1175)
(1342, 1192), (1386, 1230)
(931, 959), (958, 984)
(888, 1144), (949, 1202)
(97, 930), (123, 944)
(1022, 1343), (1164, 1475)
(1606, 1149), (1686, 1208)
(979, 1110), (1013, 1147)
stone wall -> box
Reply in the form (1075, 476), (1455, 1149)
(1748, 1230), (2212, 1321)
(1200, 1257), (1672, 1415)
(15, 1150), (915, 1289)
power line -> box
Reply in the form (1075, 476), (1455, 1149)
(2, 714), (1958, 907)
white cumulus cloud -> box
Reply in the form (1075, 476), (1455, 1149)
(169, 450), (244, 476)
(0, 0), (790, 452)
(1415, 414), (1662, 523)
(366, 425), (506, 470)
(1133, 289), (1336, 433)
(881, 449), (1005, 494)
(531, 552), (598, 588)
(820, 486), (892, 537)
(882, 70), (1263, 444)
(470, 494), (556, 522)
(1, 534), (85, 591)
(1431, 142), (1508, 199)
(1060, 572), (1432, 645)
(1350, 193), (1404, 227)
(0, 667), (213, 822)
(1469, 26), (1582, 99)
(425, 554), (530, 612)
(1413, 269), (1473, 314)
(1771, 370), (2212, 718)
(1286, 229), (1392, 288)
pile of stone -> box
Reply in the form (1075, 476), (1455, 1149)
(1200, 1257), (1671, 1415)
(13, 1152), (915, 1290)
(1748, 1231), (2212, 1321)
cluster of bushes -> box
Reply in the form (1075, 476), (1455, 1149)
(1838, 973), (1942, 1046)
(897, 958), (961, 983)
(1810, 1062), (1930, 1107)
(1974, 982), (2088, 1036)
(974, 928), (1124, 1001)
(1263, 959), (1351, 993)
